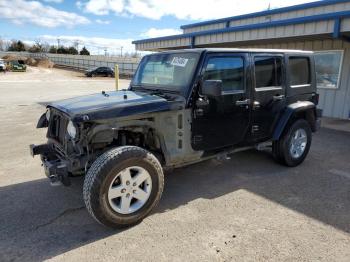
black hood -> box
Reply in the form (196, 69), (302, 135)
(48, 90), (174, 122)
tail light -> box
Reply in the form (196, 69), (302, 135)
(312, 93), (319, 105)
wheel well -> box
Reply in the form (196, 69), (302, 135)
(291, 109), (316, 132)
(118, 129), (165, 164)
(273, 107), (317, 140)
(90, 128), (165, 164)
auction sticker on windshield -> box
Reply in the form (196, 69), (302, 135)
(171, 57), (188, 67)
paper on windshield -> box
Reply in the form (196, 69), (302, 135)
(171, 57), (189, 67)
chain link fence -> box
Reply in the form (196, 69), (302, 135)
(0, 51), (141, 76)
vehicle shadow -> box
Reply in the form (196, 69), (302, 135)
(0, 128), (349, 261)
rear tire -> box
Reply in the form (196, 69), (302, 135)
(272, 141), (284, 164)
(83, 146), (164, 228)
(272, 119), (312, 167)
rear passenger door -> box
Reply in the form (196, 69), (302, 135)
(251, 54), (286, 141)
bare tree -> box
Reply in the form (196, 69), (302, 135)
(4, 40), (11, 51)
(42, 42), (50, 53)
(0, 37), (4, 51)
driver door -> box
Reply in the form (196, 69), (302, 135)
(191, 53), (251, 151)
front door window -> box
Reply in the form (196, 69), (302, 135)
(204, 57), (244, 94)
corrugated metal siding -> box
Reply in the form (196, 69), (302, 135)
(184, 2), (350, 33)
(136, 16), (350, 50)
(183, 22), (226, 34)
(135, 38), (191, 51)
(193, 20), (335, 46)
(242, 39), (350, 119)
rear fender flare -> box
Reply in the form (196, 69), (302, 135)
(273, 101), (316, 140)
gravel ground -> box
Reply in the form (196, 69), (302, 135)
(0, 67), (349, 262)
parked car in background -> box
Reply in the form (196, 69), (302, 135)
(0, 59), (6, 71)
(85, 67), (114, 77)
(9, 60), (26, 72)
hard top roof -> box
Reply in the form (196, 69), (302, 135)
(151, 48), (313, 55)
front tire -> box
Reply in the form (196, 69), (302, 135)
(272, 119), (312, 167)
(83, 146), (164, 228)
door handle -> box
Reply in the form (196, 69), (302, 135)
(273, 95), (285, 101)
(253, 101), (260, 109)
(235, 99), (250, 106)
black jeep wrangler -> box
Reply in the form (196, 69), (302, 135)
(30, 49), (321, 228)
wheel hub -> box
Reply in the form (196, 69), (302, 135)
(108, 166), (152, 214)
(289, 128), (307, 159)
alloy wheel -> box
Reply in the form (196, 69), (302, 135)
(108, 166), (152, 214)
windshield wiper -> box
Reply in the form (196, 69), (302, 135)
(130, 84), (148, 91)
(150, 89), (166, 95)
(131, 84), (177, 96)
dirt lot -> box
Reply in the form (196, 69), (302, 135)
(0, 67), (349, 261)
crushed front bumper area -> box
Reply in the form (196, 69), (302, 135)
(30, 144), (71, 186)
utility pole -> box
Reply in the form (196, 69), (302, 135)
(120, 46), (123, 57)
(0, 36), (3, 51)
(74, 40), (79, 52)
(57, 38), (60, 53)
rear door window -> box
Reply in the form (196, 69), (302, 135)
(289, 57), (311, 86)
(254, 57), (282, 88)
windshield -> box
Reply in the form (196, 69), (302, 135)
(132, 52), (200, 91)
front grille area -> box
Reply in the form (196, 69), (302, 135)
(48, 112), (68, 144)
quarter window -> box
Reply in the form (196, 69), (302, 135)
(289, 57), (311, 86)
(254, 57), (282, 88)
(204, 57), (244, 92)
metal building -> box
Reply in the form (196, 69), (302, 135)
(133, 0), (350, 119)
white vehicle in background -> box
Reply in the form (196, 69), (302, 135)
(0, 59), (6, 71)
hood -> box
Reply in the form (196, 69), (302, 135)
(48, 90), (174, 122)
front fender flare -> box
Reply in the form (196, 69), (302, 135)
(37, 113), (48, 128)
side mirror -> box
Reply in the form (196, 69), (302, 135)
(201, 80), (222, 97)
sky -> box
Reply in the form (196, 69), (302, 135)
(0, 0), (316, 55)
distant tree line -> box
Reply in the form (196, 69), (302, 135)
(49, 45), (90, 55)
(2, 39), (91, 56)
(0, 39), (142, 58)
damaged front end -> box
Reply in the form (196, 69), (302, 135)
(30, 143), (70, 186)
(30, 90), (177, 186)
(30, 108), (89, 186)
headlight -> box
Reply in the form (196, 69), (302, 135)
(67, 121), (77, 139)
(46, 109), (50, 121)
